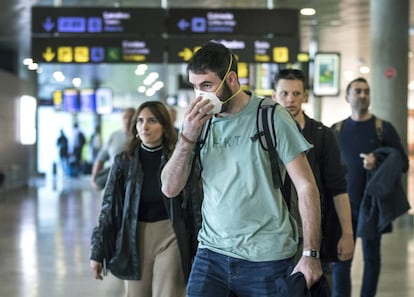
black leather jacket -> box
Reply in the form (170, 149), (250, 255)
(90, 147), (200, 280)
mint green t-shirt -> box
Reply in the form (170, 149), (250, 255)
(197, 94), (312, 261)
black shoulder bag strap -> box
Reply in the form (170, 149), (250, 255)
(181, 118), (212, 210)
(251, 98), (289, 205)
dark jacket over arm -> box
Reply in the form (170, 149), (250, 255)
(357, 147), (411, 239)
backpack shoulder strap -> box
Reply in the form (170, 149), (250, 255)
(252, 97), (284, 191)
(181, 117), (212, 210)
(198, 118), (212, 150)
(255, 97), (278, 149)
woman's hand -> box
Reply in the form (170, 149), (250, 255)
(90, 260), (103, 280)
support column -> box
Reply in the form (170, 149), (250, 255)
(370, 0), (411, 225)
(370, 0), (409, 146)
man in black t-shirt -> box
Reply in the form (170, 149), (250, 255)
(332, 77), (409, 297)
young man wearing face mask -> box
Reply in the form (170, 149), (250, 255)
(161, 41), (323, 296)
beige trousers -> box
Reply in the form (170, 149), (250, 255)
(125, 219), (186, 297)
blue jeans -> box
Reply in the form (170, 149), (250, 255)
(332, 235), (381, 297)
(187, 248), (294, 297)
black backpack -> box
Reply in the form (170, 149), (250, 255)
(255, 98), (343, 262)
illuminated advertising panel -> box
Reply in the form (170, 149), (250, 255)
(313, 53), (341, 97)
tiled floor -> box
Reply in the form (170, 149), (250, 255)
(0, 166), (413, 297)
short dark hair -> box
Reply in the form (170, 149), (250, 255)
(186, 41), (237, 80)
(346, 77), (369, 95)
(274, 68), (306, 90)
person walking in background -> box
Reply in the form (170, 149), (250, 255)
(56, 129), (69, 175)
(273, 68), (354, 289)
(91, 107), (135, 190)
(331, 77), (410, 297)
(161, 41), (322, 296)
(90, 101), (193, 297)
(71, 123), (86, 176)
(89, 125), (102, 163)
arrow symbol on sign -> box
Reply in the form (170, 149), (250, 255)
(177, 19), (190, 31)
(42, 47), (55, 62)
(42, 17), (55, 32)
(178, 48), (193, 61)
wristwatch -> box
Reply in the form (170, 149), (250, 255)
(302, 249), (320, 258)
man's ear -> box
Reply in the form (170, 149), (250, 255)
(227, 71), (238, 86)
(303, 90), (309, 103)
(271, 91), (277, 102)
(345, 94), (350, 103)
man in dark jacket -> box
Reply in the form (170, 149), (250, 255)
(274, 69), (354, 292)
(332, 77), (409, 297)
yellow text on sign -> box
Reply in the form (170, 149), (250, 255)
(273, 47), (289, 63)
(74, 46), (89, 62)
(57, 47), (73, 62)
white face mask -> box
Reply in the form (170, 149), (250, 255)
(193, 52), (241, 115)
(195, 89), (223, 114)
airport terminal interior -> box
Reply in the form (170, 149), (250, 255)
(1, 0), (414, 296)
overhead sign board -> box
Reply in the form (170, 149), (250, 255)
(31, 7), (300, 64)
(167, 37), (299, 63)
(32, 37), (164, 63)
(32, 7), (165, 35)
(166, 8), (298, 36)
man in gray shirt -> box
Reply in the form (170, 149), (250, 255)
(90, 107), (135, 190)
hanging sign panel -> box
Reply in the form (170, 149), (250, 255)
(32, 7), (165, 35)
(31, 7), (300, 64)
(167, 37), (299, 63)
(32, 7), (298, 36)
(166, 8), (299, 36)
(32, 37), (165, 63)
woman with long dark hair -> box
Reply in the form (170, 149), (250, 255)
(90, 101), (195, 297)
